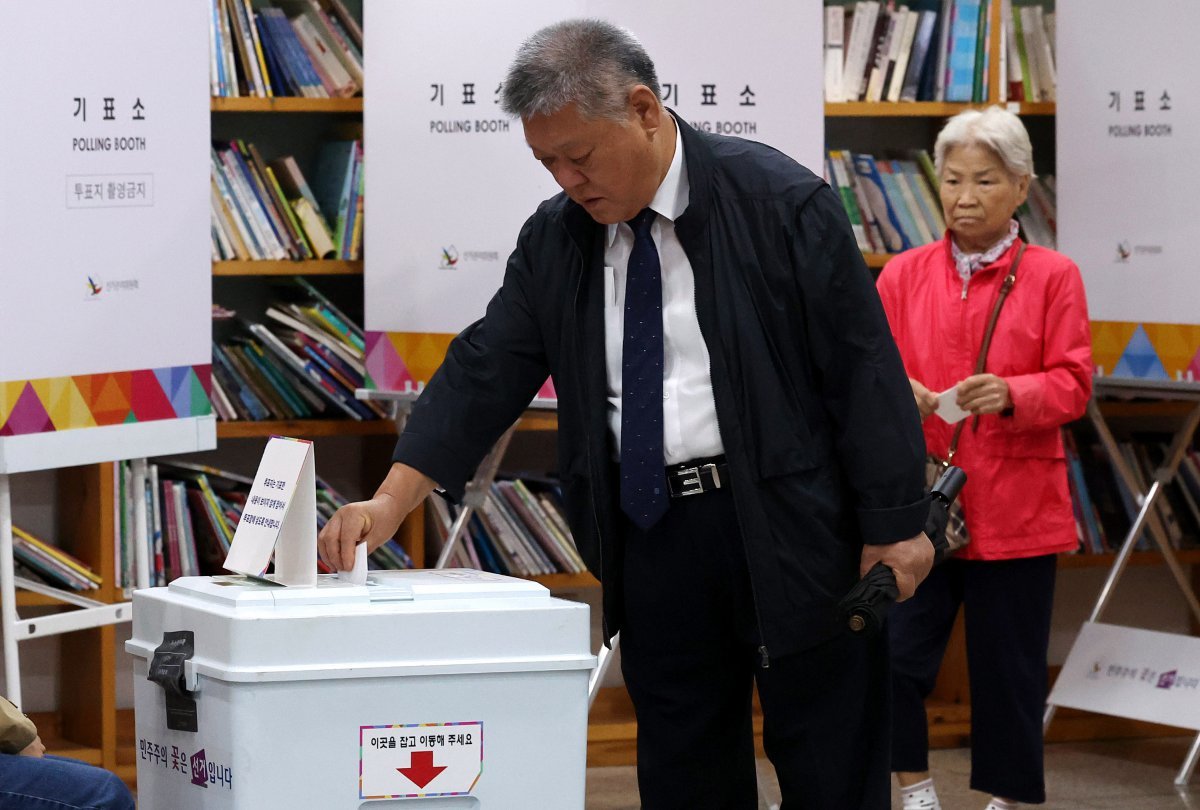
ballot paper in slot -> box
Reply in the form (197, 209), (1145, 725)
(223, 435), (318, 586)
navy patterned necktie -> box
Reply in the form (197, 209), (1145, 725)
(620, 207), (669, 531)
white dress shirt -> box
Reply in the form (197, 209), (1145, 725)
(604, 122), (724, 465)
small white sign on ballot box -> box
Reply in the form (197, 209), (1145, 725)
(127, 437), (595, 808)
(1050, 621), (1200, 731)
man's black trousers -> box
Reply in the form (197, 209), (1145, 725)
(617, 483), (891, 809)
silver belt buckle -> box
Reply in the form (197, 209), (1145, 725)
(676, 466), (704, 496)
(676, 463), (720, 496)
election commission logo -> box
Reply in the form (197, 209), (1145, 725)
(85, 275), (104, 299)
(84, 274), (140, 299)
(440, 246), (459, 269)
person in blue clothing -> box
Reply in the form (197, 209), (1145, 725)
(1, 695), (135, 810)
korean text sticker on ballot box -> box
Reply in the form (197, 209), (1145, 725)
(127, 569), (594, 808)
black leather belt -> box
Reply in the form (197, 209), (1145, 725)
(665, 456), (728, 497)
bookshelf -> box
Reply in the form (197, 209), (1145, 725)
(826, 0), (1059, 269)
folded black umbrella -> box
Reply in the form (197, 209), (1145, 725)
(839, 466), (966, 635)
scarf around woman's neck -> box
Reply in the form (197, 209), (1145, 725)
(951, 219), (1020, 282)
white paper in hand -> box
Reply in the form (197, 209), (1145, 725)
(339, 542), (368, 585)
(935, 386), (970, 424)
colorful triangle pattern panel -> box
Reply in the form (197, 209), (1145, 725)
(1097, 321), (1200, 384)
(1142, 323), (1200, 384)
(29, 377), (96, 431)
(364, 331), (455, 394)
(1090, 321), (1139, 379)
(0, 384), (52, 436)
(364, 330), (416, 392)
(189, 366), (213, 416)
(1112, 324), (1169, 380)
(0, 382), (28, 431)
(0, 364), (213, 437)
(131, 369), (179, 422)
(364, 332), (562, 402)
(536, 377), (558, 400)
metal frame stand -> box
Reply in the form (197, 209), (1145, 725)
(1044, 382), (1200, 786)
(1, 469), (139, 706)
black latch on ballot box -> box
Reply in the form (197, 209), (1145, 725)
(148, 630), (198, 732)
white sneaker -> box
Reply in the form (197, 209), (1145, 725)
(900, 778), (941, 810)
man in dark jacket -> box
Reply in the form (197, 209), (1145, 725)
(320, 19), (932, 809)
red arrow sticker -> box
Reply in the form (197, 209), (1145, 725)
(398, 750), (447, 789)
(360, 721), (482, 799)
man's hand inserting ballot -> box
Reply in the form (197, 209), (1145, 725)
(317, 462), (438, 571)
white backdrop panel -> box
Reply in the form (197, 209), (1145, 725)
(0, 0), (211, 382)
(1057, 0), (1200, 326)
(365, 1), (822, 337)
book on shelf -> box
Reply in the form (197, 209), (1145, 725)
(846, 152), (915, 252)
(12, 525), (102, 591)
(211, 0), (363, 98)
(210, 278), (384, 423)
(944, 0), (981, 103)
(900, 8), (939, 101)
(426, 477), (585, 577)
(1062, 428), (1200, 557)
(1015, 175), (1057, 249)
(212, 140), (357, 262)
(270, 154), (337, 259)
(310, 140), (364, 260)
(826, 152), (872, 252)
(864, 6), (902, 103)
(827, 144), (1056, 255)
(877, 160), (930, 245)
(824, 4), (847, 102)
(886, 8), (921, 103)
(823, 0), (1056, 104)
(972, 0), (991, 104)
(114, 460), (411, 590)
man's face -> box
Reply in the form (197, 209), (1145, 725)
(522, 97), (663, 225)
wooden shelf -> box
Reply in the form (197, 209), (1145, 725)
(862, 252), (893, 269)
(1058, 549), (1200, 569)
(213, 260), (362, 277)
(530, 572), (599, 589)
(216, 419), (396, 439)
(1094, 400), (1199, 420)
(826, 101), (1056, 117)
(211, 96), (362, 113)
(516, 411), (559, 432)
(15, 591), (88, 608)
(31, 712), (105, 765)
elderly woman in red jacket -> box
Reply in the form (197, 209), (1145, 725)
(876, 107), (1092, 810)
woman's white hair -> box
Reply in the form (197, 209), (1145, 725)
(934, 106), (1035, 179)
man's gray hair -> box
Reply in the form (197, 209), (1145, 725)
(934, 106), (1036, 179)
(500, 19), (660, 121)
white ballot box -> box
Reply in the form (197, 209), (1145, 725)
(126, 569), (594, 809)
